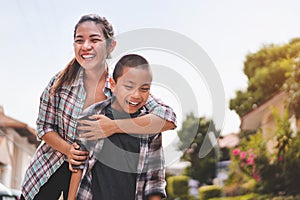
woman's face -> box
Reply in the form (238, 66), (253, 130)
(73, 21), (110, 71)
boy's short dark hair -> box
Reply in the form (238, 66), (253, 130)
(113, 54), (150, 82)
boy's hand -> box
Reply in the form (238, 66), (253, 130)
(148, 195), (162, 200)
(78, 115), (117, 140)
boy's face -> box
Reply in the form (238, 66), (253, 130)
(111, 66), (152, 114)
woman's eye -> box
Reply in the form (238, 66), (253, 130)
(74, 39), (83, 44)
(91, 39), (101, 43)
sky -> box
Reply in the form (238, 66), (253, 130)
(1, 0), (300, 164)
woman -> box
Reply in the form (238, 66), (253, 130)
(21, 14), (176, 200)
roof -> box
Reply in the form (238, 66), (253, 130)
(218, 133), (240, 148)
(0, 106), (39, 146)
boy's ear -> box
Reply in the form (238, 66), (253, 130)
(110, 77), (116, 93)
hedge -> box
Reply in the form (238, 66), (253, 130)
(199, 185), (222, 200)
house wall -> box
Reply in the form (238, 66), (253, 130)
(0, 128), (36, 190)
(258, 94), (286, 154)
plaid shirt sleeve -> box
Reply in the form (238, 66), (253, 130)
(143, 133), (167, 198)
(36, 74), (59, 139)
(145, 94), (177, 127)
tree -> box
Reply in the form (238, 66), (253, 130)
(283, 57), (300, 120)
(176, 113), (220, 184)
(230, 38), (300, 117)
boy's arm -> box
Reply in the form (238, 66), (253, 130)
(68, 170), (83, 200)
(148, 195), (163, 200)
(67, 140), (92, 200)
(144, 133), (167, 199)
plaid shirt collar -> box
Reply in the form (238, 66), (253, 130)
(68, 67), (111, 96)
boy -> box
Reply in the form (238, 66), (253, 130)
(69, 54), (166, 200)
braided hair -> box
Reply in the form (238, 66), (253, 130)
(73, 14), (114, 43)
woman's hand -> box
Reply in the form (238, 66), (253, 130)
(77, 115), (117, 140)
(67, 142), (89, 172)
(41, 131), (88, 172)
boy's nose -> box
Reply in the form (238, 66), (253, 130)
(131, 89), (141, 98)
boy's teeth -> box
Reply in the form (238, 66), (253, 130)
(129, 101), (138, 105)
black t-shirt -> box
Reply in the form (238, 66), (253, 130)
(91, 105), (141, 200)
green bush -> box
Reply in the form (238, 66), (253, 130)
(199, 185), (222, 200)
(167, 175), (190, 199)
(272, 195), (300, 200)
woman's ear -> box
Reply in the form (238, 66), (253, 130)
(110, 77), (116, 93)
(107, 40), (116, 58)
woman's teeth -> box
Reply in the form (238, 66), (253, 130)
(82, 55), (95, 59)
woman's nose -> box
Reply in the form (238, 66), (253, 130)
(83, 41), (92, 49)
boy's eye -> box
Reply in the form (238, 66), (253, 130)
(124, 85), (133, 90)
(140, 87), (150, 92)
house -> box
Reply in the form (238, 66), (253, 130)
(0, 106), (39, 190)
(240, 91), (296, 153)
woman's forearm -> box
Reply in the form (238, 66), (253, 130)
(78, 113), (176, 139)
(113, 114), (175, 134)
(41, 131), (71, 155)
(42, 131), (88, 170)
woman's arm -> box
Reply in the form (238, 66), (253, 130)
(37, 75), (88, 170)
(78, 94), (176, 139)
(111, 113), (175, 133)
(42, 131), (88, 172)
(78, 114), (174, 139)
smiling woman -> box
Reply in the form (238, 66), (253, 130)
(19, 14), (176, 200)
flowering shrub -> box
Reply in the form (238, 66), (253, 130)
(226, 108), (300, 195)
(232, 148), (260, 181)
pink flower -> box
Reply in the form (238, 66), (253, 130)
(253, 173), (261, 182)
(278, 156), (283, 162)
(233, 148), (240, 156)
(240, 151), (247, 160)
(246, 157), (254, 165)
